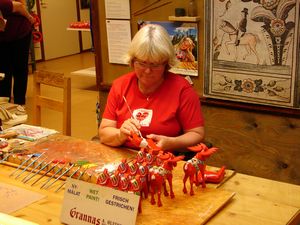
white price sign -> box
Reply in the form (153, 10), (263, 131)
(60, 178), (139, 225)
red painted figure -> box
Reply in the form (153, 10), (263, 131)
(149, 154), (184, 207)
(136, 162), (149, 199)
(117, 158), (129, 174)
(183, 143), (225, 196)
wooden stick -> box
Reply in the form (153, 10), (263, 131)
(132, 0), (161, 15)
(133, 1), (172, 16)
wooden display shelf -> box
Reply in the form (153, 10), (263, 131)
(71, 67), (96, 77)
(66, 27), (91, 32)
(168, 16), (200, 22)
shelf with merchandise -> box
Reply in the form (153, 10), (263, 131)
(168, 16), (200, 22)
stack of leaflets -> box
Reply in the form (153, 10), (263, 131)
(5, 124), (58, 141)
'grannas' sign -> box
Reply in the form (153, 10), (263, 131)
(60, 178), (139, 225)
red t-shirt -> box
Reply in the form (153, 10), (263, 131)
(0, 0), (32, 42)
(103, 71), (204, 147)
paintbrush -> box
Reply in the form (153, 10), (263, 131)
(122, 96), (148, 148)
(122, 96), (143, 138)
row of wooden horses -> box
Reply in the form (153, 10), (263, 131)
(95, 133), (226, 211)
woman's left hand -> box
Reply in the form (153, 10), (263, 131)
(146, 134), (173, 150)
(146, 127), (204, 151)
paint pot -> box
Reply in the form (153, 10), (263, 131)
(175, 8), (185, 17)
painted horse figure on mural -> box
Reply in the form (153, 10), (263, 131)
(217, 19), (260, 64)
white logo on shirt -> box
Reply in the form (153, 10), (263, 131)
(133, 108), (153, 127)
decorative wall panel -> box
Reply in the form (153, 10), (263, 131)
(204, 0), (300, 108)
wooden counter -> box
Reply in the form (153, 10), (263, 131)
(208, 173), (300, 225)
(0, 140), (299, 225)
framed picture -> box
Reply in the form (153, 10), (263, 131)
(80, 0), (90, 9)
(142, 21), (198, 76)
(204, 0), (300, 108)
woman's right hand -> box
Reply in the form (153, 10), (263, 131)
(119, 118), (141, 140)
(28, 15), (35, 25)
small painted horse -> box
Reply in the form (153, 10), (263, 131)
(149, 154), (184, 207)
(183, 143), (219, 195)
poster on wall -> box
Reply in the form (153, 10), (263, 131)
(142, 21), (198, 77)
(104, 0), (130, 19)
(80, 0), (90, 9)
(204, 0), (300, 108)
(106, 20), (131, 64)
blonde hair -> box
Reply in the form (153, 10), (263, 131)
(124, 24), (177, 67)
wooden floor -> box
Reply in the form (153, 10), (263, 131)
(25, 51), (99, 141)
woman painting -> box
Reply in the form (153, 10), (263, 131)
(99, 24), (205, 154)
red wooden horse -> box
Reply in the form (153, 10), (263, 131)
(136, 149), (146, 163)
(117, 158), (129, 174)
(119, 173), (130, 191)
(96, 168), (110, 186)
(149, 153), (184, 207)
(128, 131), (162, 152)
(129, 175), (144, 213)
(96, 168), (120, 188)
(136, 162), (149, 199)
(198, 166), (226, 184)
(183, 143), (223, 196)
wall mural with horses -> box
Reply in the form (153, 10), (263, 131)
(204, 0), (300, 108)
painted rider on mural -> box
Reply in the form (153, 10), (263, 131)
(235, 7), (248, 46)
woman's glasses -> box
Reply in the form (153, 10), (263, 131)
(133, 58), (166, 70)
